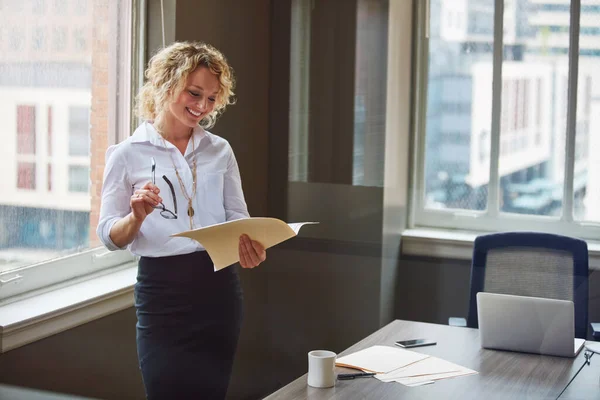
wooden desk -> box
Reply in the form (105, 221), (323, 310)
(265, 320), (590, 400)
(0, 384), (91, 399)
(558, 350), (600, 399)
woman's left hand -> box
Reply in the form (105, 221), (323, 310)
(239, 234), (266, 269)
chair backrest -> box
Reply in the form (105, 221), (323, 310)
(467, 232), (589, 339)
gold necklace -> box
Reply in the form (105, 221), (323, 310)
(159, 128), (197, 230)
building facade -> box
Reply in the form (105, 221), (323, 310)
(0, 0), (94, 258)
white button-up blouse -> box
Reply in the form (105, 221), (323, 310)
(96, 121), (250, 257)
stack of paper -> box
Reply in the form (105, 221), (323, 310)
(336, 345), (429, 373)
(335, 345), (477, 387)
(376, 355), (477, 386)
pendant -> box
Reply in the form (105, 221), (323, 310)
(188, 205), (195, 217)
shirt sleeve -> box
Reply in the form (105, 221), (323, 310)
(96, 145), (131, 251)
(223, 146), (250, 221)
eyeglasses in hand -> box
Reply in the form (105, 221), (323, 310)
(151, 157), (178, 219)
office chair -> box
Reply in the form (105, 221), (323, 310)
(466, 231), (589, 339)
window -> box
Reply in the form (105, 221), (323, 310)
(73, 28), (86, 52)
(52, 26), (67, 52)
(17, 105), (36, 154)
(479, 130), (489, 162)
(17, 162), (36, 190)
(48, 105), (53, 191)
(47, 105), (53, 156)
(32, 27), (46, 50)
(16, 105), (37, 191)
(68, 106), (90, 156)
(53, 0), (68, 15)
(32, 0), (46, 15)
(9, 26), (25, 51)
(6, 2), (24, 12)
(413, 0), (600, 239)
(47, 164), (52, 191)
(288, 0), (388, 187)
(68, 165), (89, 192)
(0, 0), (141, 303)
(74, 0), (87, 15)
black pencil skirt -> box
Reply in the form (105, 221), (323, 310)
(134, 251), (243, 400)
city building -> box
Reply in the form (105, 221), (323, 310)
(426, 0), (599, 218)
(0, 1), (93, 256)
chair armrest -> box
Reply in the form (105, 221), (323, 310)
(591, 323), (600, 341)
(449, 317), (467, 327)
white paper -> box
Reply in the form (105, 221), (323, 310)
(172, 218), (318, 271)
(393, 367), (478, 386)
(586, 342), (600, 355)
(335, 345), (429, 374)
(288, 222), (318, 235)
(376, 356), (462, 382)
(406, 380), (435, 387)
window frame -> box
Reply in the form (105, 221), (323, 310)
(410, 0), (600, 241)
(0, 0), (146, 304)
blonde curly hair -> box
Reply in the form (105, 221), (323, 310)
(136, 41), (236, 130)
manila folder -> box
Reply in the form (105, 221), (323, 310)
(172, 217), (317, 271)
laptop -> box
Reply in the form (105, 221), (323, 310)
(477, 292), (586, 358)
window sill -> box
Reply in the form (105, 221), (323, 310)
(0, 263), (137, 353)
(402, 228), (600, 270)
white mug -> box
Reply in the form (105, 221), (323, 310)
(307, 350), (337, 388)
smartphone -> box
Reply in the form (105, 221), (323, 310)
(394, 339), (437, 348)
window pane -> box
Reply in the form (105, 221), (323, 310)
(73, 28), (87, 52)
(0, 1), (128, 272)
(32, 0), (47, 14)
(68, 106), (90, 156)
(52, 27), (67, 52)
(53, 0), (68, 15)
(47, 164), (52, 191)
(17, 105), (36, 154)
(423, 0), (493, 211)
(288, 0), (388, 187)
(17, 162), (36, 190)
(33, 27), (47, 50)
(68, 165), (89, 192)
(577, 0), (600, 222)
(74, 0), (87, 15)
(352, 0), (388, 186)
(48, 105), (53, 156)
(498, 1), (565, 217)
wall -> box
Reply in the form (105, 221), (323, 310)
(395, 257), (472, 325)
(395, 256), (600, 334)
(0, 309), (144, 400)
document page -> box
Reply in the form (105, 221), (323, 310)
(375, 355), (477, 386)
(394, 368), (478, 387)
(335, 345), (429, 373)
(376, 356), (462, 381)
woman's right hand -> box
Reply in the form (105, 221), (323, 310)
(130, 182), (162, 222)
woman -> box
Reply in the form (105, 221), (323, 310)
(96, 41), (265, 399)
